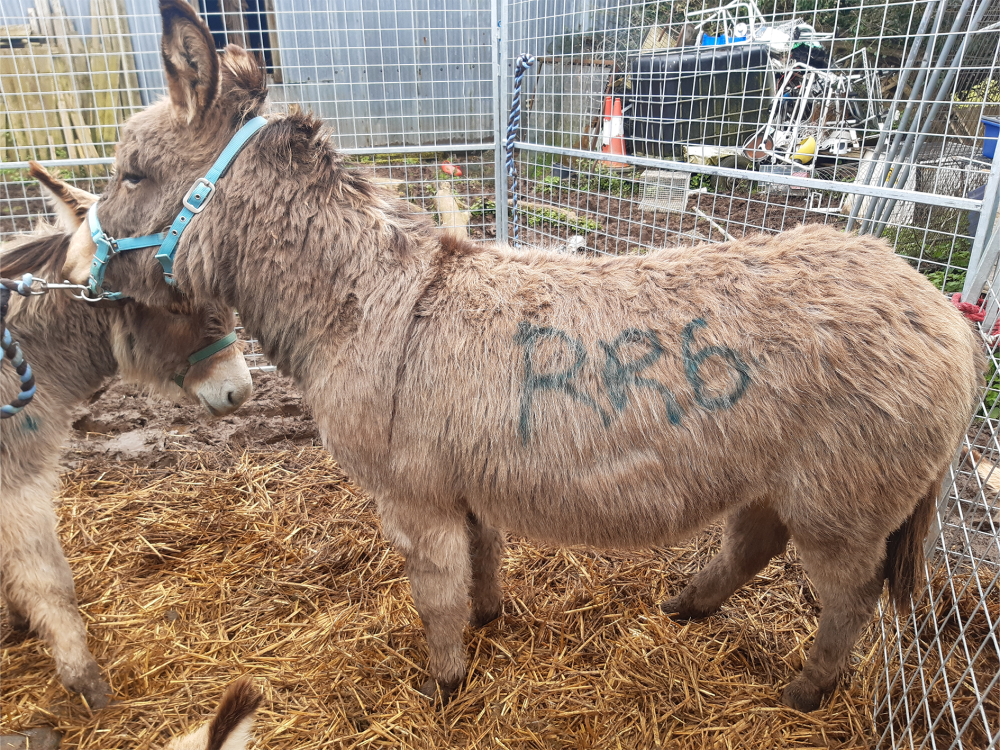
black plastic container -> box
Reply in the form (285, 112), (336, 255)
(625, 44), (773, 160)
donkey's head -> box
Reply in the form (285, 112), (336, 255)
(162, 678), (262, 750)
(6, 163), (254, 415)
(85, 0), (272, 308)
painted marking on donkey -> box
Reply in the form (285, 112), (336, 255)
(601, 327), (683, 426)
(515, 322), (611, 444)
(516, 317), (752, 443)
(681, 319), (752, 411)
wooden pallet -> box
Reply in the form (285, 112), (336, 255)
(1, 0), (142, 171)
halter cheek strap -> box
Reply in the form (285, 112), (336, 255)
(155, 116), (270, 284)
(87, 204), (166, 301)
(173, 330), (239, 388)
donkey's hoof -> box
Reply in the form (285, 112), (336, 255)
(781, 677), (825, 713)
(82, 680), (112, 710)
(471, 605), (502, 629)
(63, 663), (111, 709)
(659, 596), (715, 621)
(418, 677), (462, 703)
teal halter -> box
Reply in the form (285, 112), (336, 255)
(86, 115), (268, 299)
(172, 330), (239, 387)
(85, 116), (268, 380)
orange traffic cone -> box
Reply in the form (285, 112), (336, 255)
(600, 96), (629, 170)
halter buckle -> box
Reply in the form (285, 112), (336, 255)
(183, 177), (215, 214)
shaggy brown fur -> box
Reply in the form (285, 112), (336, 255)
(1, 227), (73, 279)
(0, 175), (252, 708)
(89, 0), (984, 713)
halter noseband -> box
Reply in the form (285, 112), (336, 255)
(85, 115), (268, 383)
(173, 330), (239, 388)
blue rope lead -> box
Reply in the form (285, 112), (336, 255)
(1, 275), (38, 419)
(506, 53), (535, 246)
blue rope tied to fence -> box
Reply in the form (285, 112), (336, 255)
(506, 53), (535, 246)
(1, 274), (38, 419)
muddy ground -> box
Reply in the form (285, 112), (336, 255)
(63, 371), (319, 473)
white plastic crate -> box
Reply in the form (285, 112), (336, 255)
(759, 164), (809, 197)
(638, 169), (689, 212)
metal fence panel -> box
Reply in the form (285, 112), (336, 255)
(267, 0), (493, 150)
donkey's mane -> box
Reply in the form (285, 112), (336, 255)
(247, 108), (446, 266)
(256, 111), (381, 205)
(1, 227), (72, 279)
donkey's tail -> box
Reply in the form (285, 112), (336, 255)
(885, 476), (941, 611)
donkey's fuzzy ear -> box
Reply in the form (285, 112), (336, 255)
(220, 44), (268, 119)
(29, 161), (96, 232)
(161, 678), (262, 750)
(160, 0), (219, 125)
(206, 678), (262, 750)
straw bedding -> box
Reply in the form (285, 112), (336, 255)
(1, 378), (993, 749)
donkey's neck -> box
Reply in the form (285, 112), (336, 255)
(181, 143), (443, 395)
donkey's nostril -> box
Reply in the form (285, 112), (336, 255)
(227, 390), (237, 405)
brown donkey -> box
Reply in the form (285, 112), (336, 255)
(82, 0), (983, 712)
(1, 167), (252, 707)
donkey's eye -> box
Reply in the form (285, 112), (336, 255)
(121, 173), (144, 186)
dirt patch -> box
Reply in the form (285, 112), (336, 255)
(64, 370), (320, 472)
(493, 164), (850, 255)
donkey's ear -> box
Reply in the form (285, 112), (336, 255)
(160, 0), (219, 125)
(219, 45), (268, 118)
(162, 678), (262, 750)
(206, 678), (261, 750)
(29, 161), (96, 231)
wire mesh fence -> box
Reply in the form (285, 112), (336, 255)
(2, 0), (999, 747)
(1, 0), (498, 243)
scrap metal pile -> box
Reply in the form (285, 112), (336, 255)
(623, 0), (888, 175)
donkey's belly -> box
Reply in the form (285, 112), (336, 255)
(470, 472), (742, 550)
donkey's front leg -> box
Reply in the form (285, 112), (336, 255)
(0, 475), (111, 708)
(383, 502), (472, 700)
(467, 512), (504, 628)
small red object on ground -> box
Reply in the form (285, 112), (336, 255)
(441, 161), (462, 177)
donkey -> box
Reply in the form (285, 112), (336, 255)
(1, 165), (253, 708)
(78, 0), (983, 712)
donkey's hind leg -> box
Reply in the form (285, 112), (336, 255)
(781, 535), (884, 712)
(662, 502), (790, 619)
(467, 512), (504, 628)
(382, 500), (472, 701)
(0, 474), (111, 708)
